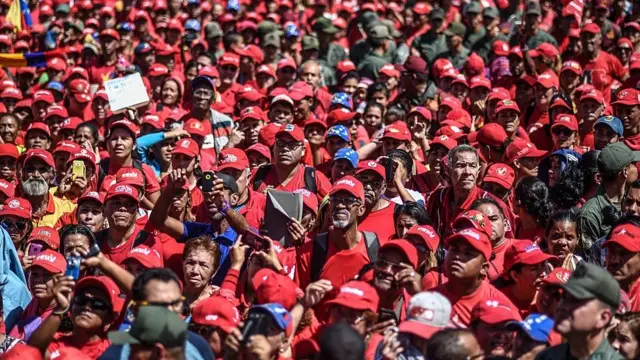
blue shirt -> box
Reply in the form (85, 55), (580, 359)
(181, 223), (238, 285)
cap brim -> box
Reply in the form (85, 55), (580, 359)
(398, 320), (442, 340)
(562, 281), (596, 301)
(324, 298), (372, 312)
(633, 151), (640, 163)
(108, 330), (141, 345)
(505, 321), (548, 342)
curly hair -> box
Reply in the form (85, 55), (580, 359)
(515, 176), (555, 226)
(550, 163), (584, 210)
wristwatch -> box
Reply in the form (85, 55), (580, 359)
(219, 200), (231, 215)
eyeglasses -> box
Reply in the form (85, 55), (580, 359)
(356, 176), (383, 190)
(189, 323), (216, 337)
(552, 127), (573, 137)
(329, 196), (361, 207)
(375, 259), (404, 273)
(1, 219), (27, 231)
(275, 139), (303, 150)
(74, 294), (110, 311)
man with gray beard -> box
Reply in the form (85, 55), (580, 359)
(20, 149), (75, 228)
(295, 176), (380, 290)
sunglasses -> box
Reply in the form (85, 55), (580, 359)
(136, 296), (185, 308)
(1, 219), (27, 231)
(552, 127), (573, 136)
(329, 195), (361, 206)
(189, 324), (216, 337)
(74, 294), (110, 311)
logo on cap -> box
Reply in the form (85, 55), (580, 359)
(336, 179), (356, 188)
(205, 315), (219, 321)
(121, 172), (138, 178)
(409, 306), (434, 320)
(86, 191), (99, 198)
(285, 124), (295, 132)
(496, 167), (507, 175)
(36, 253), (57, 263)
(559, 116), (571, 122)
(0, 182), (8, 189)
(417, 227), (436, 238)
(8, 199), (19, 208)
(115, 185), (133, 194)
(37, 229), (51, 237)
(181, 140), (192, 149)
(340, 286), (364, 297)
(367, 161), (377, 167)
(459, 228), (481, 240)
(524, 244), (540, 253)
(223, 154), (237, 163)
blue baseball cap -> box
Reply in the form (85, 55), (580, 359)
(186, 0), (200, 5)
(134, 42), (153, 55)
(285, 24), (300, 38)
(330, 92), (352, 110)
(116, 22), (134, 32)
(252, 303), (291, 332)
(227, 0), (240, 11)
(551, 149), (582, 170)
(506, 313), (554, 343)
(46, 81), (64, 93)
(595, 116), (624, 137)
(192, 76), (215, 90)
(326, 125), (350, 143)
(334, 148), (359, 169)
(185, 19), (201, 32)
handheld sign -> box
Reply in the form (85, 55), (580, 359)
(104, 73), (150, 113)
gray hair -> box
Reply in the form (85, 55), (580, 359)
(448, 144), (479, 169)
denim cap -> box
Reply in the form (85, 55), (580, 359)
(595, 116), (624, 137)
(334, 148), (359, 169)
(326, 125), (350, 143)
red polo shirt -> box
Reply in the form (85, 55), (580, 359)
(48, 334), (111, 359)
(253, 164), (331, 200)
(488, 238), (514, 281)
(580, 51), (627, 104)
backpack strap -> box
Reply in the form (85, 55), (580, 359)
(310, 232), (329, 281)
(252, 164), (273, 191)
(303, 166), (317, 194)
(132, 230), (151, 248)
(362, 231), (380, 263)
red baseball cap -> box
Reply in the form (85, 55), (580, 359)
(471, 299), (521, 324)
(439, 96), (462, 111)
(503, 240), (556, 273)
(79, 191), (105, 206)
(62, 117), (83, 131)
(509, 45), (523, 58)
(476, 123), (507, 147)
(603, 224), (640, 252)
(488, 87), (512, 102)
(105, 184), (140, 203)
(218, 148), (249, 171)
(355, 160), (386, 180)
(541, 267), (572, 286)
(529, 43), (559, 59)
(325, 280), (379, 312)
(33, 90), (55, 104)
(184, 119), (207, 137)
(24, 149), (55, 168)
(380, 239), (419, 269)
(469, 76), (491, 90)
(405, 225), (440, 253)
(329, 175), (365, 203)
(536, 73), (559, 89)
(31, 249), (66, 273)
(219, 52), (240, 68)
(495, 99), (520, 114)
(256, 64), (276, 78)
(125, 245), (163, 269)
(0, 87), (22, 100)
(492, 40), (510, 56)
(99, 28), (121, 41)
(582, 22), (601, 34)
(0, 197), (31, 219)
(171, 138), (200, 158)
(503, 139), (547, 164)
(0, 144), (18, 159)
(240, 106), (268, 123)
(551, 114), (579, 132)
(430, 135), (458, 150)
(560, 60), (583, 75)
(613, 88), (640, 106)
(0, 179), (15, 199)
(483, 163), (515, 190)
(327, 108), (359, 127)
(452, 210), (493, 239)
(251, 268), (299, 310)
(259, 123), (283, 147)
(293, 188), (318, 215)
(44, 105), (68, 121)
(141, 115), (165, 130)
(109, 119), (139, 137)
(379, 64), (400, 78)
(445, 228), (492, 261)
(246, 143), (272, 162)
(47, 57), (67, 72)
(27, 226), (60, 250)
(148, 63), (169, 77)
(198, 65), (220, 79)
(451, 74), (469, 88)
(75, 276), (126, 316)
(580, 88), (605, 104)
(276, 124), (305, 142)
(277, 57), (297, 71)
(336, 60), (356, 73)
(289, 81), (314, 101)
(191, 296), (240, 333)
(67, 148), (98, 168)
(408, 107), (432, 122)
(446, 109), (472, 129)
(382, 123), (412, 142)
(53, 140), (81, 155)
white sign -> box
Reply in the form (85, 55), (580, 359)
(104, 73), (150, 113)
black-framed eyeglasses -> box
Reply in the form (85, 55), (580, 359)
(74, 294), (110, 311)
(275, 139), (303, 150)
(1, 219), (27, 231)
(329, 196), (360, 207)
(552, 127), (573, 137)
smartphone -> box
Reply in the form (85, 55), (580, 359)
(85, 242), (100, 258)
(28, 243), (43, 257)
(378, 156), (397, 182)
(64, 255), (81, 280)
(243, 230), (270, 252)
(379, 308), (398, 324)
(71, 160), (85, 180)
(201, 171), (216, 192)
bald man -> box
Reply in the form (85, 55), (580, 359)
(300, 60), (333, 117)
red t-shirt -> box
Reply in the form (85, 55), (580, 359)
(433, 281), (518, 328)
(625, 134), (640, 151)
(629, 278), (640, 312)
(580, 51), (627, 104)
(296, 230), (372, 290)
(500, 284), (535, 318)
(143, 225), (184, 281)
(358, 202), (397, 243)
(235, 189), (267, 229)
(100, 225), (150, 266)
(220, 83), (245, 108)
(253, 164), (331, 201)
(89, 64), (116, 86)
(488, 238), (514, 281)
(421, 267), (448, 290)
(48, 334), (111, 359)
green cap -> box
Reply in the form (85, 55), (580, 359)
(562, 262), (620, 309)
(313, 17), (338, 34)
(302, 36), (320, 51)
(483, 7), (500, 19)
(205, 22), (223, 38)
(381, 19), (401, 38)
(464, 1), (482, 15)
(257, 20), (279, 38)
(55, 3), (71, 13)
(525, 1), (541, 15)
(369, 24), (391, 40)
(444, 22), (467, 37)
(597, 142), (640, 176)
(262, 32), (281, 48)
(108, 306), (187, 348)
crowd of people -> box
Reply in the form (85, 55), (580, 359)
(0, 0), (638, 358)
